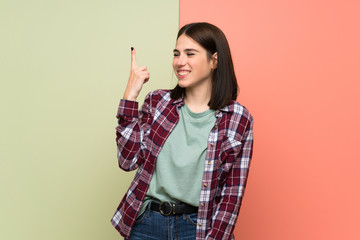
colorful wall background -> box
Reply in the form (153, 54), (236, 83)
(179, 0), (360, 239)
(1, 0), (359, 239)
(1, 1), (178, 239)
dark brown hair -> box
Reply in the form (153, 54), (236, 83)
(170, 22), (238, 110)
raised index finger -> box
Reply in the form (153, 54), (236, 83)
(131, 47), (137, 69)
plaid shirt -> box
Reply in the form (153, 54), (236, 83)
(111, 89), (254, 240)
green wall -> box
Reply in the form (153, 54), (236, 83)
(0, 0), (178, 239)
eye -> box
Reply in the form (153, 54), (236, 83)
(187, 53), (195, 56)
(173, 53), (179, 57)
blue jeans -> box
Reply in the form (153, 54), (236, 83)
(128, 202), (197, 240)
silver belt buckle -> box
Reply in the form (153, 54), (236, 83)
(159, 201), (174, 216)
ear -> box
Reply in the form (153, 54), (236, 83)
(211, 52), (218, 69)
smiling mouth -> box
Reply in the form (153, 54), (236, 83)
(178, 70), (191, 76)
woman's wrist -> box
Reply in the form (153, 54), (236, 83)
(123, 90), (138, 101)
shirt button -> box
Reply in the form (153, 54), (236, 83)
(207, 160), (211, 164)
(210, 143), (214, 147)
(198, 223), (202, 227)
(203, 183), (208, 187)
(201, 202), (205, 207)
(214, 124), (218, 129)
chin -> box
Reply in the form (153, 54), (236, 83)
(177, 81), (189, 88)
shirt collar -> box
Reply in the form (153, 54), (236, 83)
(171, 95), (185, 107)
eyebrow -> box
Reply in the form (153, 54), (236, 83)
(173, 48), (200, 53)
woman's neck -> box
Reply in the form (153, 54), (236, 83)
(184, 85), (212, 113)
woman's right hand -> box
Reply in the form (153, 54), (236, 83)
(123, 47), (150, 101)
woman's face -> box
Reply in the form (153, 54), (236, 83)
(173, 34), (217, 91)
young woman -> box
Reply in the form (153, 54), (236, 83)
(111, 22), (254, 240)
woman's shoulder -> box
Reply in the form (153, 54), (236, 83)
(221, 101), (254, 138)
(144, 89), (173, 106)
(149, 89), (171, 97)
(147, 89), (171, 98)
(223, 100), (253, 122)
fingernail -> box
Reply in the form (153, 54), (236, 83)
(131, 47), (134, 51)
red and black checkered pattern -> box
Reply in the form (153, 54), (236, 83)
(111, 89), (254, 240)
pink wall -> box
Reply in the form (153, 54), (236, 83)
(180, 0), (360, 239)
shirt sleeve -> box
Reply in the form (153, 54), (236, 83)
(115, 92), (154, 171)
(206, 117), (254, 240)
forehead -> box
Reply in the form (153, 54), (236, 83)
(174, 34), (204, 51)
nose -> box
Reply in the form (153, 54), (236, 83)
(175, 54), (187, 67)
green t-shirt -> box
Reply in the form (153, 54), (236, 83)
(139, 103), (216, 215)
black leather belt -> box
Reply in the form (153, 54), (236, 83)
(150, 201), (198, 216)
